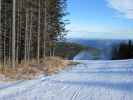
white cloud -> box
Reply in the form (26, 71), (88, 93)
(106, 0), (133, 19)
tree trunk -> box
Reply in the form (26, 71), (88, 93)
(16, 0), (19, 64)
(24, 8), (29, 64)
(37, 0), (41, 63)
(0, 0), (1, 66)
(12, 0), (16, 68)
(43, 0), (47, 58)
(53, 47), (55, 56)
(3, 2), (6, 67)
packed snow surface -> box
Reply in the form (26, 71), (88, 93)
(0, 60), (133, 100)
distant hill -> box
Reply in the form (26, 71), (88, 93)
(66, 38), (129, 49)
(54, 41), (100, 60)
(66, 38), (133, 60)
(54, 42), (89, 59)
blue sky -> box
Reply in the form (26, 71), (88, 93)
(66, 0), (133, 39)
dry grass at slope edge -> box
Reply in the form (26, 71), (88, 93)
(0, 57), (73, 81)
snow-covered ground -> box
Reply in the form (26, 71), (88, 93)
(0, 59), (133, 100)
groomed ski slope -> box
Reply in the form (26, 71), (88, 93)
(0, 59), (133, 100)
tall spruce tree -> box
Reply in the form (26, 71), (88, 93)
(0, 0), (67, 68)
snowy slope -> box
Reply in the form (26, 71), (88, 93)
(0, 59), (133, 100)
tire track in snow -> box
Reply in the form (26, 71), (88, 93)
(71, 87), (81, 100)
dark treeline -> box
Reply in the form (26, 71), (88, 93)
(0, 0), (67, 68)
(111, 40), (133, 60)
